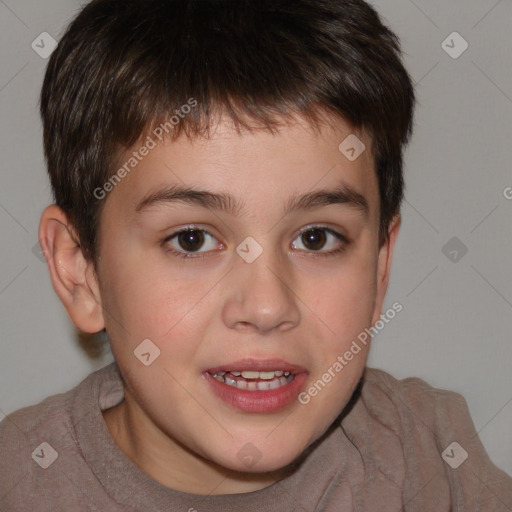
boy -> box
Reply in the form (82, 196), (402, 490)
(1, 0), (511, 510)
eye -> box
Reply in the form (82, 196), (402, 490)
(162, 225), (349, 260)
(163, 227), (221, 259)
(291, 226), (348, 257)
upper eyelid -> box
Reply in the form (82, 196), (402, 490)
(293, 224), (347, 239)
(165, 226), (217, 242)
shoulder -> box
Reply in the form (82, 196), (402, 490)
(0, 378), (78, 509)
(341, 366), (473, 457)
(0, 363), (119, 439)
(357, 366), (485, 448)
(1, 385), (75, 440)
(0, 363), (119, 510)
(0, 380), (81, 482)
(361, 367), (470, 428)
(350, 367), (512, 509)
(0, 363), (118, 441)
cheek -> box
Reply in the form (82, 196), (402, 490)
(307, 256), (377, 336)
(98, 258), (218, 381)
(99, 242), (209, 334)
(300, 251), (377, 407)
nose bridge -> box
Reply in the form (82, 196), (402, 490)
(222, 238), (300, 333)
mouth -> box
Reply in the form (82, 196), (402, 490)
(203, 358), (308, 413)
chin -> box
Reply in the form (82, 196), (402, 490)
(209, 438), (309, 475)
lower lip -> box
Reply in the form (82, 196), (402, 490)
(204, 372), (308, 413)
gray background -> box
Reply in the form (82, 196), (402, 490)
(1, 0), (511, 476)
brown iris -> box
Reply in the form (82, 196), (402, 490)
(301, 228), (327, 251)
(177, 229), (205, 252)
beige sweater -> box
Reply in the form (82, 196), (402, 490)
(1, 362), (511, 511)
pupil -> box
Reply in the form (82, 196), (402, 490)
(178, 230), (204, 252)
(302, 229), (326, 250)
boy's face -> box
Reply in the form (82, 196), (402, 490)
(76, 115), (398, 483)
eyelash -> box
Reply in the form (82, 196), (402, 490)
(161, 225), (350, 260)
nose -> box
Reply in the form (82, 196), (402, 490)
(222, 245), (301, 334)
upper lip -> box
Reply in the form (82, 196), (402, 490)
(205, 358), (308, 375)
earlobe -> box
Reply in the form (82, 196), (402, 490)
(38, 204), (105, 333)
(371, 214), (401, 325)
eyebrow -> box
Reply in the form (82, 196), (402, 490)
(135, 183), (369, 218)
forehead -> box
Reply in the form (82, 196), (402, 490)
(106, 114), (379, 219)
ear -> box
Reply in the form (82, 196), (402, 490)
(371, 214), (401, 325)
(38, 204), (105, 333)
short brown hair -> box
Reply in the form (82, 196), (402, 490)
(40, 0), (415, 264)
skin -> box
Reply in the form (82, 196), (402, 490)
(39, 113), (400, 495)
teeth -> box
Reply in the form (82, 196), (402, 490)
(241, 370), (260, 379)
(247, 380), (258, 391)
(209, 371), (295, 391)
(236, 378), (247, 390)
(212, 370), (293, 379)
(225, 374), (237, 387)
(234, 370), (292, 380)
(268, 379), (282, 389)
